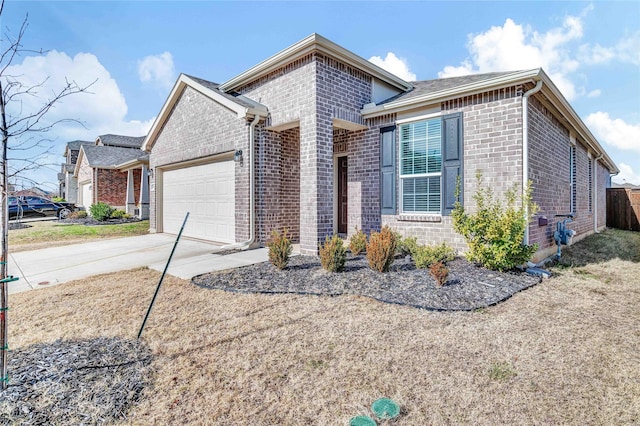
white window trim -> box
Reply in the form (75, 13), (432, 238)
(398, 115), (443, 215)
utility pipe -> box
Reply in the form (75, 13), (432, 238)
(217, 113), (262, 251)
(593, 154), (603, 233)
(522, 80), (543, 246)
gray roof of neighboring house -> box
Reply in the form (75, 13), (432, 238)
(82, 145), (149, 168)
(97, 134), (146, 149)
(183, 74), (262, 110)
(64, 164), (75, 172)
(66, 140), (93, 151)
(379, 71), (522, 105)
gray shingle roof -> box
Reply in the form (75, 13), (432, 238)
(82, 146), (149, 168)
(97, 134), (146, 149)
(64, 164), (75, 172)
(379, 71), (527, 105)
(66, 140), (93, 151)
(183, 74), (262, 110)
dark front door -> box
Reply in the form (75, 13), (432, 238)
(338, 156), (348, 234)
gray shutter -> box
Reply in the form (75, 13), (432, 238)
(380, 126), (396, 215)
(441, 112), (463, 215)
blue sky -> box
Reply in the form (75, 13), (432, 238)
(2, 0), (639, 191)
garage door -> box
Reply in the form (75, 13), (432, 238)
(79, 183), (92, 209)
(162, 160), (235, 244)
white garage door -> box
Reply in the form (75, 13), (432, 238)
(80, 183), (92, 209)
(162, 160), (235, 244)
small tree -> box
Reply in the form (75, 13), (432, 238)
(452, 171), (538, 271)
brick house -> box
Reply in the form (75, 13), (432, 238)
(59, 140), (93, 203)
(74, 134), (150, 217)
(143, 34), (618, 260)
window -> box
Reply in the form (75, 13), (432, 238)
(400, 119), (442, 213)
(570, 145), (577, 213)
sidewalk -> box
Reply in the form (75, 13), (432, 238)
(7, 234), (268, 294)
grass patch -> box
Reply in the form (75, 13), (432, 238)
(4, 229), (640, 424)
(489, 361), (517, 381)
(9, 220), (149, 252)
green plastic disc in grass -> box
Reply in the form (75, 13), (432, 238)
(349, 415), (377, 426)
(371, 398), (400, 419)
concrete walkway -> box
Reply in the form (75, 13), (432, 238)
(7, 234), (268, 294)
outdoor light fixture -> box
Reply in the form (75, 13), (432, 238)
(234, 149), (243, 162)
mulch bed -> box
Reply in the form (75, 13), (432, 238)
(193, 254), (542, 311)
(0, 337), (153, 425)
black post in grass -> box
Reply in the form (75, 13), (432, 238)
(137, 212), (189, 339)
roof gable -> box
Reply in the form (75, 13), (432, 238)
(142, 74), (268, 152)
(74, 145), (148, 176)
(218, 33), (414, 93)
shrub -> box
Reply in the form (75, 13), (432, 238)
(366, 226), (397, 272)
(110, 209), (127, 219)
(429, 261), (449, 286)
(319, 234), (347, 272)
(348, 228), (367, 256)
(51, 196), (66, 202)
(397, 235), (418, 257)
(89, 202), (114, 221)
(452, 172), (538, 271)
(267, 229), (292, 270)
(413, 243), (456, 269)
(69, 210), (87, 219)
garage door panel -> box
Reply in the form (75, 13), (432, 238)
(162, 160), (235, 244)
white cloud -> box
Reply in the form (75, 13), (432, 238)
(584, 112), (640, 154)
(137, 52), (175, 90)
(612, 163), (640, 186)
(3, 50), (154, 141)
(369, 52), (416, 81)
(586, 89), (601, 98)
(438, 11), (590, 100)
(580, 31), (640, 66)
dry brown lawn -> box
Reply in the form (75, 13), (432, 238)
(8, 229), (640, 425)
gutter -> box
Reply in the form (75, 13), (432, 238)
(522, 80), (543, 245)
(593, 154), (603, 233)
(216, 113), (263, 251)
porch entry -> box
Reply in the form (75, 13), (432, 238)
(337, 156), (348, 234)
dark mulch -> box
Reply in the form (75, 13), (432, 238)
(8, 223), (31, 231)
(192, 254), (542, 311)
(0, 337), (153, 425)
(60, 217), (142, 226)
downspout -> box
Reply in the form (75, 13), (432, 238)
(522, 80), (543, 245)
(593, 154), (603, 233)
(218, 113), (262, 251)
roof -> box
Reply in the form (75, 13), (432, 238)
(96, 134), (146, 149)
(142, 73), (269, 152)
(219, 33), (413, 93)
(63, 140), (93, 157)
(64, 164), (75, 172)
(378, 71), (519, 105)
(80, 145), (149, 169)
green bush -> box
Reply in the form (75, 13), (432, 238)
(267, 229), (292, 270)
(110, 209), (127, 219)
(348, 228), (367, 256)
(319, 234), (347, 272)
(413, 242), (456, 269)
(89, 202), (114, 221)
(397, 235), (418, 257)
(366, 226), (397, 272)
(51, 196), (66, 202)
(452, 172), (538, 271)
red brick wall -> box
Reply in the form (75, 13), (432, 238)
(95, 168), (139, 208)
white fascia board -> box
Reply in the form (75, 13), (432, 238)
(142, 74), (267, 152)
(115, 158), (149, 171)
(361, 69), (542, 118)
(332, 118), (368, 131)
(219, 33), (413, 93)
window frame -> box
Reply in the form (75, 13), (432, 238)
(398, 116), (443, 215)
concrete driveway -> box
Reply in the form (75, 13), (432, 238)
(7, 234), (268, 294)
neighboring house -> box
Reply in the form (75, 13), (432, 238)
(13, 187), (53, 199)
(74, 134), (150, 218)
(142, 34), (618, 260)
(59, 140), (93, 202)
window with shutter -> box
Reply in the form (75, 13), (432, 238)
(380, 127), (396, 215)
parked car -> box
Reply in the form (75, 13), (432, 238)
(8, 196), (78, 220)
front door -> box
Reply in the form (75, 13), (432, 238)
(337, 156), (348, 234)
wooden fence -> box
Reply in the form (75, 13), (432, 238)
(606, 188), (640, 231)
